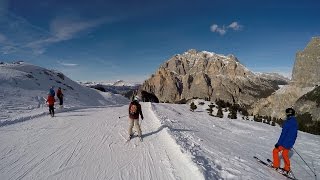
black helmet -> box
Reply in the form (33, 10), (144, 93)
(285, 108), (295, 117)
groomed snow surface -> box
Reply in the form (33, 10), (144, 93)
(0, 101), (319, 180)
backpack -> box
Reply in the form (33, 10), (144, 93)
(130, 104), (138, 115)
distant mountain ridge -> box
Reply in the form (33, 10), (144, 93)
(78, 80), (140, 87)
(139, 49), (288, 105)
(78, 80), (140, 100)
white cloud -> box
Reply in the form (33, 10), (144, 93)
(26, 17), (110, 54)
(0, 12), (119, 55)
(210, 21), (243, 35)
(228, 22), (242, 31)
(58, 61), (79, 67)
(210, 24), (226, 35)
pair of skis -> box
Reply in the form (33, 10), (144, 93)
(254, 156), (297, 180)
(126, 135), (143, 142)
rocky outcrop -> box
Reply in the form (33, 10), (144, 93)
(139, 50), (287, 105)
(252, 37), (320, 120)
(251, 85), (314, 119)
(294, 86), (320, 121)
(292, 37), (320, 87)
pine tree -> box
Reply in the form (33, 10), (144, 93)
(207, 103), (214, 116)
(228, 104), (237, 119)
(190, 102), (197, 112)
(216, 107), (223, 118)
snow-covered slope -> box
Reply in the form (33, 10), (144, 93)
(0, 103), (203, 180)
(0, 101), (319, 179)
(151, 102), (320, 180)
(0, 62), (129, 124)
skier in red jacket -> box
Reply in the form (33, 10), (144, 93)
(46, 94), (55, 117)
(56, 87), (64, 108)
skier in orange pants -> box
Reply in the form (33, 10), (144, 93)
(272, 108), (298, 174)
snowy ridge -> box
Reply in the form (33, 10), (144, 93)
(78, 80), (140, 87)
(0, 62), (129, 123)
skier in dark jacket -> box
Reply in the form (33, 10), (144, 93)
(56, 87), (64, 108)
(272, 108), (298, 173)
(128, 96), (144, 140)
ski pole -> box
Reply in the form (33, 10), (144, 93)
(292, 147), (317, 179)
(118, 115), (128, 119)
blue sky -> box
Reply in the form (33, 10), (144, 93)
(0, 0), (319, 82)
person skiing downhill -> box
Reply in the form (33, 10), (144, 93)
(46, 93), (55, 117)
(49, 86), (55, 97)
(56, 87), (64, 108)
(272, 108), (298, 174)
(128, 96), (144, 141)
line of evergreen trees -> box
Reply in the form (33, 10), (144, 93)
(190, 99), (320, 135)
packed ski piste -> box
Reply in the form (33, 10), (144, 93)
(0, 64), (319, 179)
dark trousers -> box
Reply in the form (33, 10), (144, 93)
(49, 105), (54, 116)
(58, 97), (63, 105)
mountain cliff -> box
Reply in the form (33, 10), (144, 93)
(252, 37), (320, 120)
(139, 49), (288, 105)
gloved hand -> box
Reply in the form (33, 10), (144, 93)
(141, 116), (144, 120)
(275, 144), (279, 148)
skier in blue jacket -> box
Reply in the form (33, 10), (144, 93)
(272, 108), (298, 174)
(49, 86), (55, 97)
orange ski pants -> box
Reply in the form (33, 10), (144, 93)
(273, 146), (290, 171)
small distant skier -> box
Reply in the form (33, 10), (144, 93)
(57, 87), (64, 108)
(128, 96), (144, 141)
(272, 108), (298, 175)
(46, 93), (55, 117)
(49, 86), (55, 97)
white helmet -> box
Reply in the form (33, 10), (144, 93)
(134, 96), (140, 101)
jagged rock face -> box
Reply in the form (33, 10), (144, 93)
(252, 37), (320, 120)
(139, 50), (286, 105)
(294, 86), (320, 121)
(251, 85), (314, 119)
(292, 37), (320, 87)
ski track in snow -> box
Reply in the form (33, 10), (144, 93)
(0, 103), (203, 180)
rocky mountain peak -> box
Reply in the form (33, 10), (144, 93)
(252, 37), (320, 120)
(292, 37), (320, 87)
(139, 50), (287, 105)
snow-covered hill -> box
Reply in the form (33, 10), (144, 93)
(0, 62), (129, 125)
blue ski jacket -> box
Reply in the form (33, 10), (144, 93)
(277, 116), (298, 149)
(49, 88), (55, 97)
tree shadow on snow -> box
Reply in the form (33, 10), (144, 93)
(142, 124), (194, 138)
